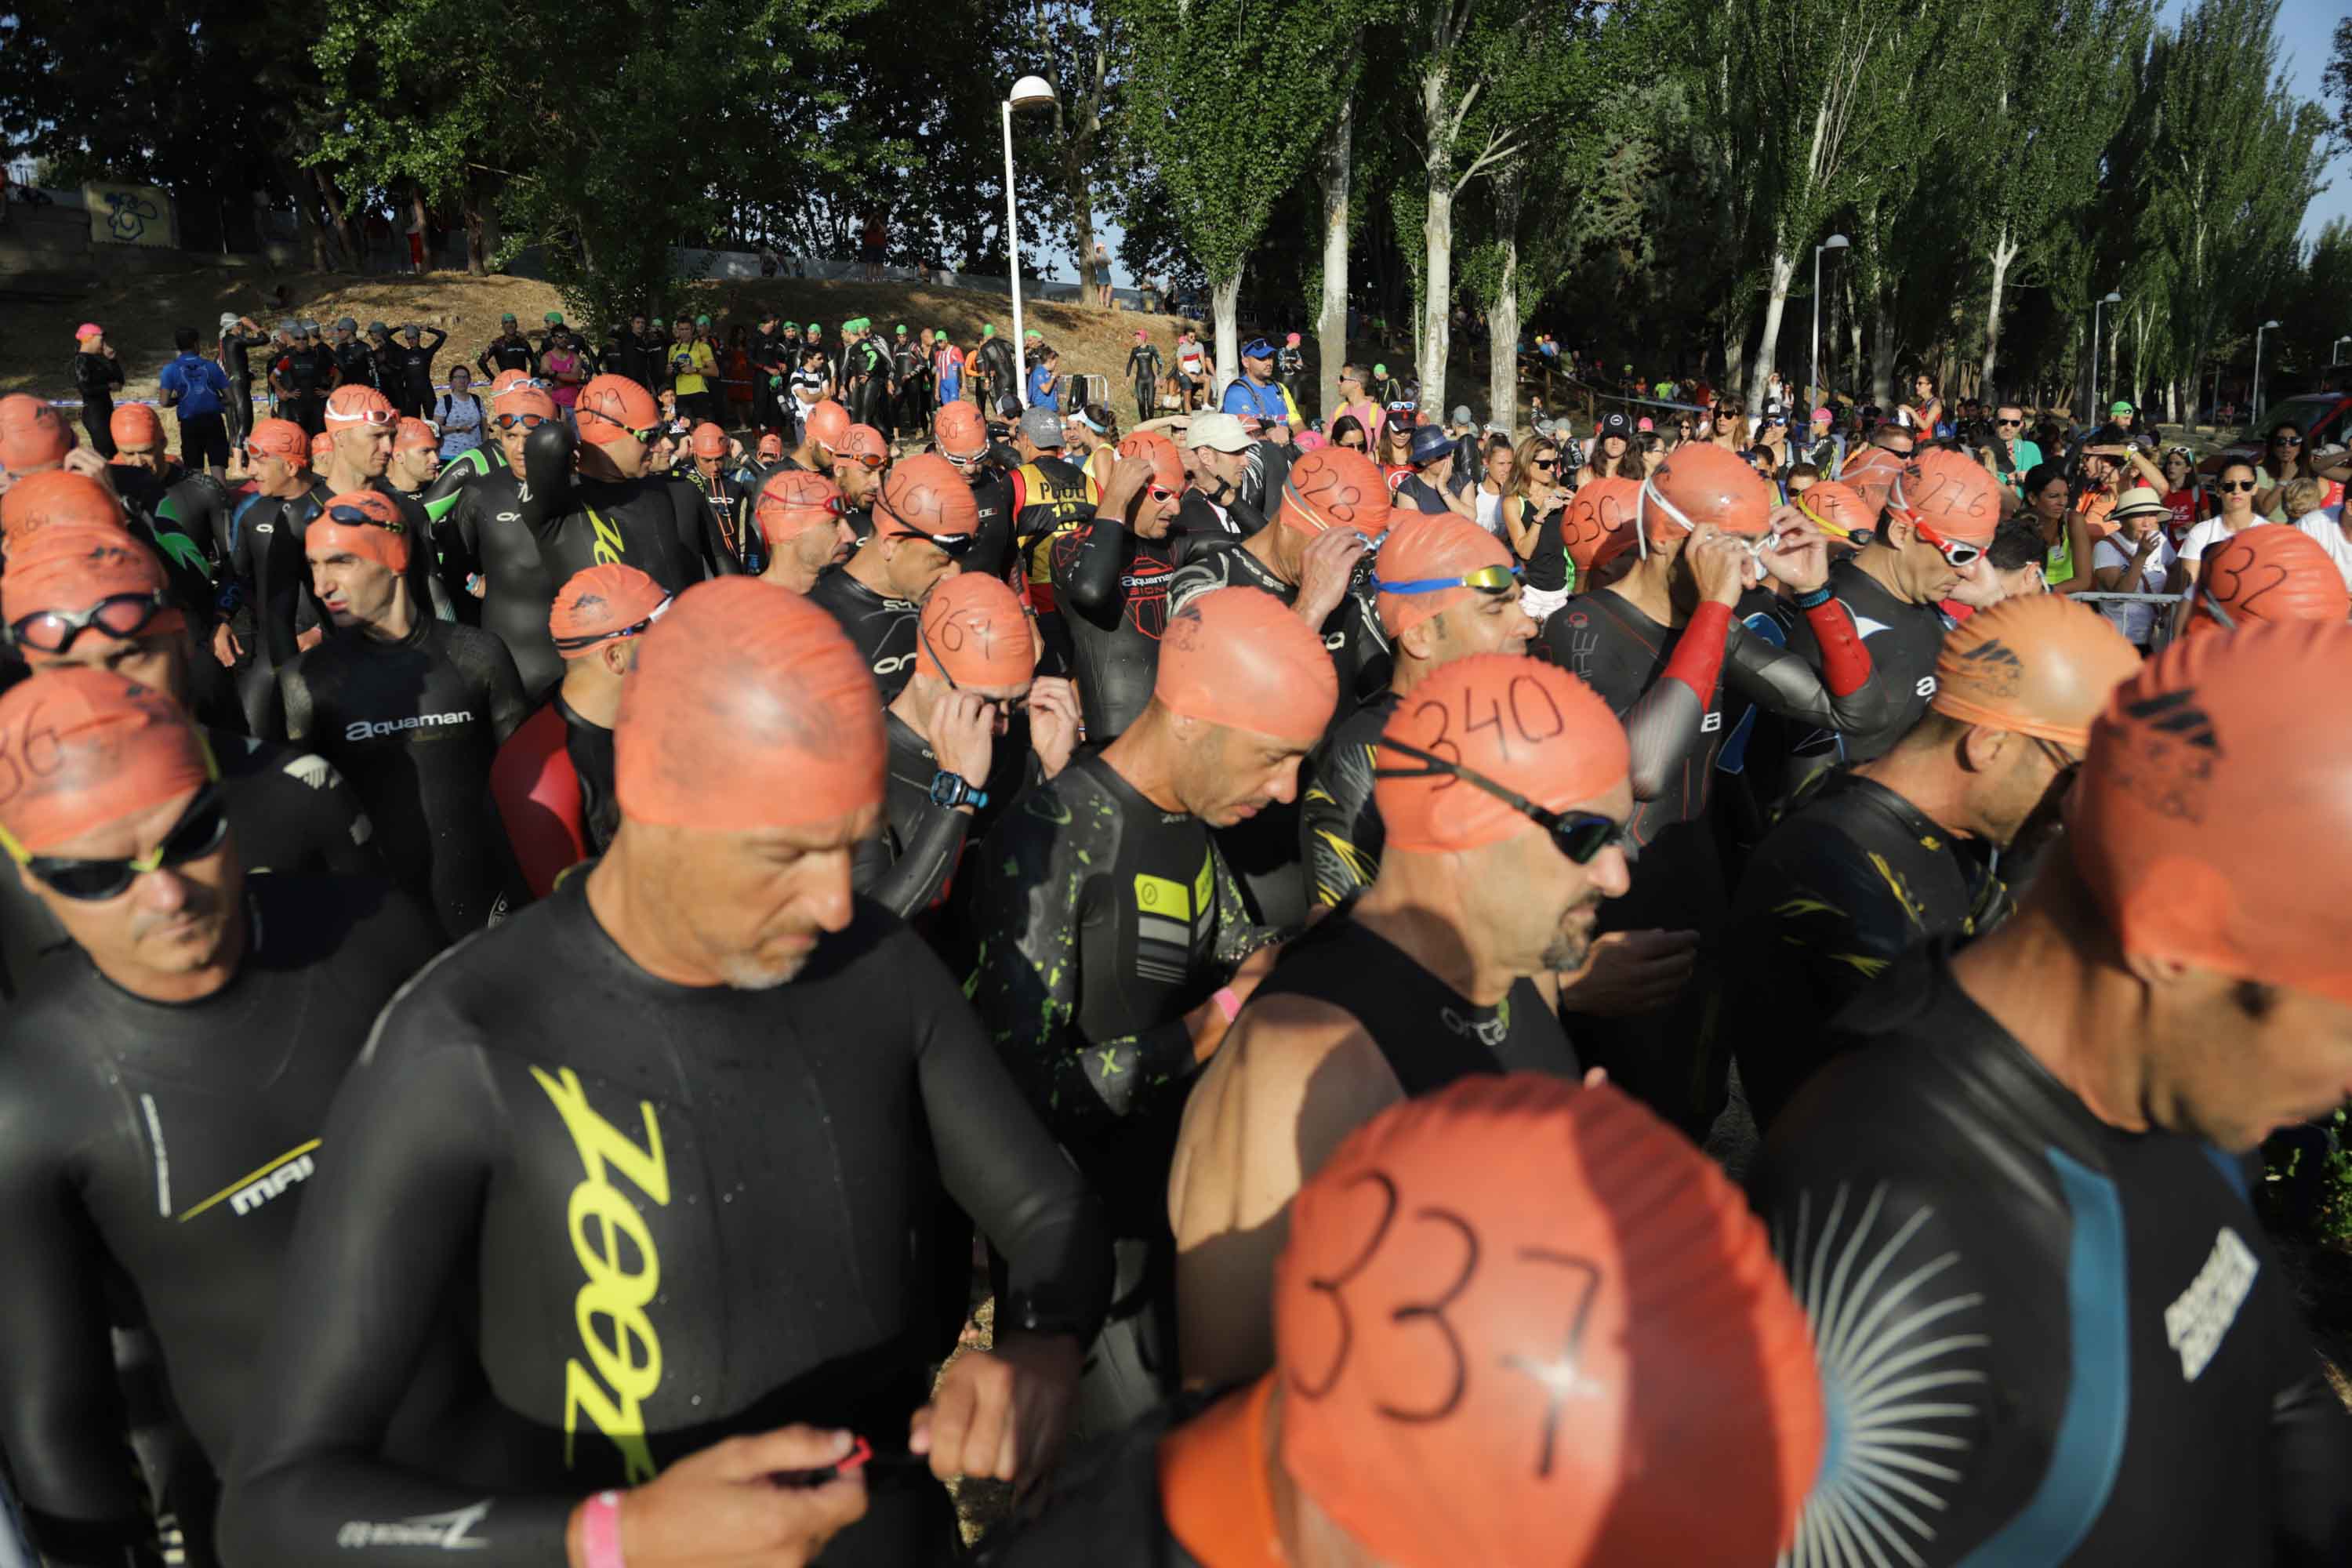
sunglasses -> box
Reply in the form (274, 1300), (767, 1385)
(492, 412), (550, 432)
(885, 527), (973, 557)
(3, 782), (229, 902)
(1994, 419), (2023, 429)
(1376, 740), (1625, 864)
(10, 591), (176, 654)
(1374, 564), (1523, 596)
(1531, 458), (1559, 470)
(2219, 479), (2258, 493)
(1911, 519), (1982, 567)
(2274, 434), (2303, 446)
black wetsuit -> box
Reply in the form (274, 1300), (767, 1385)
(275, 344), (336, 437)
(1298, 690), (1399, 910)
(73, 350), (125, 456)
(474, 334), (538, 381)
(279, 616), (529, 940)
(221, 481), (329, 739)
(1724, 770), (2007, 1128)
(108, 465), (226, 620)
(967, 1388), (1221, 1568)
(220, 328), (271, 445)
(441, 456), (561, 699)
(1051, 514), (1180, 742)
(1167, 536), (1390, 706)
(217, 880), (1110, 1568)
(680, 465), (758, 575)
(807, 567), (920, 702)
(332, 337), (380, 394)
(384, 330), (448, 420)
(1751, 946), (2352, 1566)
(518, 423), (722, 594)
(848, 710), (1032, 924)
(965, 468), (1019, 587)
(0, 875), (439, 1568)
(488, 694), (616, 901)
(0, 729), (379, 1000)
(965, 752), (1265, 1430)
(1541, 588), (1888, 1138)
(1777, 556), (1950, 769)
(1250, 913), (1576, 1088)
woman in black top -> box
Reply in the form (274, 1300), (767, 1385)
(73, 328), (125, 457)
(1501, 433), (1570, 619)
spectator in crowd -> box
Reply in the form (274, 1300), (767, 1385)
(71, 323), (125, 457)
(159, 326), (234, 472)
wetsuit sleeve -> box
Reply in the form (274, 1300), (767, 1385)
(0, 1073), (154, 1565)
(672, 482), (728, 580)
(849, 800), (967, 920)
(477, 633), (531, 744)
(278, 660), (317, 745)
(418, 449), (479, 528)
(1164, 559), (1221, 618)
(2269, 1366), (2352, 1563)
(1723, 598), (1891, 731)
(519, 420), (579, 545)
(219, 1037), (580, 1567)
(1049, 519), (1125, 624)
(900, 932), (1110, 1339)
(1616, 600), (1730, 801)
(965, 797), (1200, 1137)
(488, 707), (586, 901)
(1300, 727), (1381, 909)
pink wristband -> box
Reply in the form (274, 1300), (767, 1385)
(1213, 985), (1241, 1024)
(582, 1490), (626, 1568)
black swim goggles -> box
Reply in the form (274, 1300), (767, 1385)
(1375, 739), (1625, 864)
(9, 591), (176, 655)
(1, 781), (229, 901)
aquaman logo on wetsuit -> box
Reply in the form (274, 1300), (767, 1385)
(533, 1065), (670, 1483)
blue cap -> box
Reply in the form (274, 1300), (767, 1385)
(1241, 338), (1274, 360)
(1408, 424), (1454, 466)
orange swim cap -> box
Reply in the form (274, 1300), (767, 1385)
(1638, 441), (1773, 548)
(876, 453), (980, 541)
(1155, 586), (1336, 748)
(839, 424), (890, 467)
(1839, 445), (1908, 521)
(310, 431), (335, 466)
(3, 525), (172, 641)
(1375, 653), (1628, 855)
(1116, 430), (1185, 493)
(1928, 591), (2141, 749)
(613, 575), (885, 832)
(0, 668), (212, 856)
(307, 489), (410, 575)
(492, 385), (557, 424)
(916, 572), (1035, 689)
(486, 368), (535, 401)
(1269, 1075), (1823, 1568)
(2072, 619), (2352, 1008)
(1793, 479), (1873, 541)
(576, 375), (659, 445)
(1374, 513), (1516, 636)
(1889, 448), (1999, 545)
(0, 394), (75, 475)
(1560, 477), (1640, 574)
(757, 432), (785, 459)
(755, 469), (848, 549)
(2, 472), (123, 546)
(244, 418), (308, 466)
(392, 417), (438, 453)
(323, 384), (397, 429)
(689, 422), (729, 460)
(804, 399), (851, 452)
(933, 401), (988, 459)
(550, 563), (671, 659)
(1277, 445), (1392, 537)
(2192, 523), (2350, 632)
(108, 404), (165, 449)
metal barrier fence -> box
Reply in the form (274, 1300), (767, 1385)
(2063, 590), (2184, 652)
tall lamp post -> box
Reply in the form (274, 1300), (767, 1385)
(1810, 233), (1848, 415)
(2254, 318), (2281, 421)
(2333, 334), (2350, 364)
(1001, 74), (1058, 408)
(2090, 289), (2121, 419)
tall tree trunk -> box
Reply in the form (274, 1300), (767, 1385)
(1870, 296), (1897, 408)
(1980, 230), (2017, 394)
(1070, 155), (1097, 297)
(1210, 270), (1243, 400)
(1746, 249), (1796, 414)
(1721, 307), (1748, 412)
(312, 169), (358, 271)
(1486, 165), (1524, 433)
(1419, 179), (1454, 413)
(411, 187), (433, 274)
(1316, 93), (1354, 426)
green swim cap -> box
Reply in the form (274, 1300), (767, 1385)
(695, 314), (712, 327)
(544, 311), (563, 325)
(982, 325), (996, 337)
(1374, 363), (1387, 377)
(808, 321), (822, 332)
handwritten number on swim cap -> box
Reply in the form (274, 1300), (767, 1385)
(1290, 1170), (1398, 1400)
(2209, 542), (2285, 615)
(0, 699), (66, 806)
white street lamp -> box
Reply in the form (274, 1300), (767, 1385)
(2091, 289), (2122, 419)
(1001, 74), (1058, 408)
(2254, 318), (2281, 420)
(2332, 334), (2349, 365)
(1811, 234), (1848, 416)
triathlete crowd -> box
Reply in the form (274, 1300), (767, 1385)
(0, 296), (2346, 1568)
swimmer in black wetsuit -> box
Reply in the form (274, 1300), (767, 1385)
(318, 383), (457, 626)
(964, 588), (1335, 1432)
(220, 577), (1109, 1568)
(1171, 652), (1631, 1386)
(0, 670), (438, 1568)
(518, 376), (721, 595)
(935, 401), (1021, 587)
(755, 469), (858, 595)
(215, 419), (327, 739)
(854, 574), (1081, 922)
(984, 1075), (1826, 1568)
(1540, 444), (1889, 1138)
(1727, 595), (2140, 1127)
(808, 453), (975, 702)
(280, 490), (528, 940)
(448, 384), (564, 699)
(1299, 511), (1534, 909)
(1751, 623), (2352, 1567)
(102, 405), (224, 615)
(1050, 434), (1186, 741)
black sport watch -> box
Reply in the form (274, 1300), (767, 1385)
(927, 770), (988, 811)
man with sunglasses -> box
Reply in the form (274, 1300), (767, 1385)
(1299, 512), (1534, 912)
(808, 452), (976, 702)
(0, 668), (438, 1568)
(932, 401), (1018, 585)
(1727, 593), (2139, 1128)
(856, 573), (1078, 923)
(967, 586), (1332, 1430)
(1174, 408), (1266, 539)
(520, 375), (727, 597)
(755, 469), (859, 594)
(1171, 652), (1632, 1385)
(1219, 339), (1298, 433)
(1749, 622), (2352, 1567)
(1544, 442), (1889, 1138)
(281, 490), (529, 940)
(224, 579), (1109, 1568)
(491, 564), (668, 898)
(1978, 401), (2043, 499)
(1050, 434), (1188, 741)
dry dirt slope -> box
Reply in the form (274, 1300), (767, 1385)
(0, 264), (1204, 408)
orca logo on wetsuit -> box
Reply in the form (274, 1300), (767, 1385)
(532, 1065), (671, 1484)
(1439, 1005), (1509, 1049)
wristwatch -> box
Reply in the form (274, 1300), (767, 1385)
(928, 771), (988, 811)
